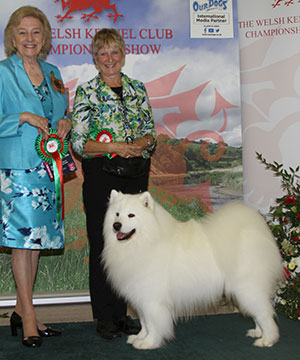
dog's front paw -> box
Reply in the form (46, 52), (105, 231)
(132, 337), (161, 350)
(253, 337), (276, 348)
(127, 335), (138, 344)
(246, 328), (262, 339)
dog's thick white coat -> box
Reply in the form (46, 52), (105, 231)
(102, 190), (283, 350)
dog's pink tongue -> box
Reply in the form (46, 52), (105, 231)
(117, 232), (127, 240)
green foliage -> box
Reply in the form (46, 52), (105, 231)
(184, 142), (242, 192)
(276, 276), (300, 320)
(151, 188), (205, 221)
(185, 170), (243, 191)
(184, 143), (211, 171)
(0, 251), (14, 293)
(257, 152), (300, 320)
(34, 247), (89, 292)
(34, 208), (89, 292)
(184, 141), (242, 171)
(161, 198), (205, 221)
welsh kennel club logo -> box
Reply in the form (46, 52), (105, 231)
(54, 0), (124, 23)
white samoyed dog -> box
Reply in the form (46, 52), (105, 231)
(102, 190), (283, 350)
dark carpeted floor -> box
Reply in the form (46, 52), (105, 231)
(0, 313), (299, 360)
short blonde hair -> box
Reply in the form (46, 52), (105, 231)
(92, 28), (125, 58)
(5, 6), (51, 60)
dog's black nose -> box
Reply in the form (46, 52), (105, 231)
(113, 222), (122, 231)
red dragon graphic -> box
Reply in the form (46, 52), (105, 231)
(54, 0), (123, 23)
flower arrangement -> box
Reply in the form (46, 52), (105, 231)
(257, 152), (300, 320)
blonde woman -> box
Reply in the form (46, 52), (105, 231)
(71, 28), (156, 340)
(0, 6), (70, 347)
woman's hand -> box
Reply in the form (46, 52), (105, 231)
(19, 112), (50, 138)
(132, 137), (149, 154)
(56, 118), (72, 141)
(112, 140), (145, 158)
(83, 136), (153, 158)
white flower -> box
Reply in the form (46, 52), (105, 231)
(0, 172), (12, 194)
(288, 226), (300, 235)
(289, 262), (296, 271)
(24, 226), (49, 249)
(293, 257), (300, 273)
(31, 201), (39, 209)
(42, 201), (49, 212)
(48, 235), (62, 248)
(1, 198), (14, 218)
(32, 188), (40, 197)
(38, 196), (44, 203)
(22, 187), (30, 196)
(38, 168), (47, 178)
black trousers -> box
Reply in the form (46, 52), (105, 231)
(82, 157), (150, 321)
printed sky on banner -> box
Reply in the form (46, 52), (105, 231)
(0, 0), (241, 146)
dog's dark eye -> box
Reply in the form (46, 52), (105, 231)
(116, 212), (119, 217)
(128, 213), (135, 218)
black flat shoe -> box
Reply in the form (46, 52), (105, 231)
(38, 326), (62, 337)
(114, 316), (141, 335)
(22, 336), (42, 348)
(10, 311), (22, 336)
(96, 319), (121, 340)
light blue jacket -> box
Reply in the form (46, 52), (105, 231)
(0, 54), (67, 169)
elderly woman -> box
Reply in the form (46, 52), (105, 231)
(0, 6), (70, 347)
(71, 28), (156, 340)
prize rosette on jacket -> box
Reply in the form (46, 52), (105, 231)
(35, 129), (68, 222)
(90, 127), (117, 159)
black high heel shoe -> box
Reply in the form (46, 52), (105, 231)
(10, 311), (22, 336)
(10, 312), (42, 347)
(38, 327), (62, 337)
(22, 336), (42, 348)
(10, 311), (62, 338)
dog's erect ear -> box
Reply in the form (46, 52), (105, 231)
(110, 189), (120, 202)
(140, 191), (154, 209)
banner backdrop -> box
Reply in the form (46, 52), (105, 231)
(238, 0), (300, 213)
(0, 0), (241, 299)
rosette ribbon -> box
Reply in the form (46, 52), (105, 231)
(35, 129), (68, 222)
(90, 128), (117, 158)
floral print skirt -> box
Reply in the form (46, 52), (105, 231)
(0, 163), (64, 250)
